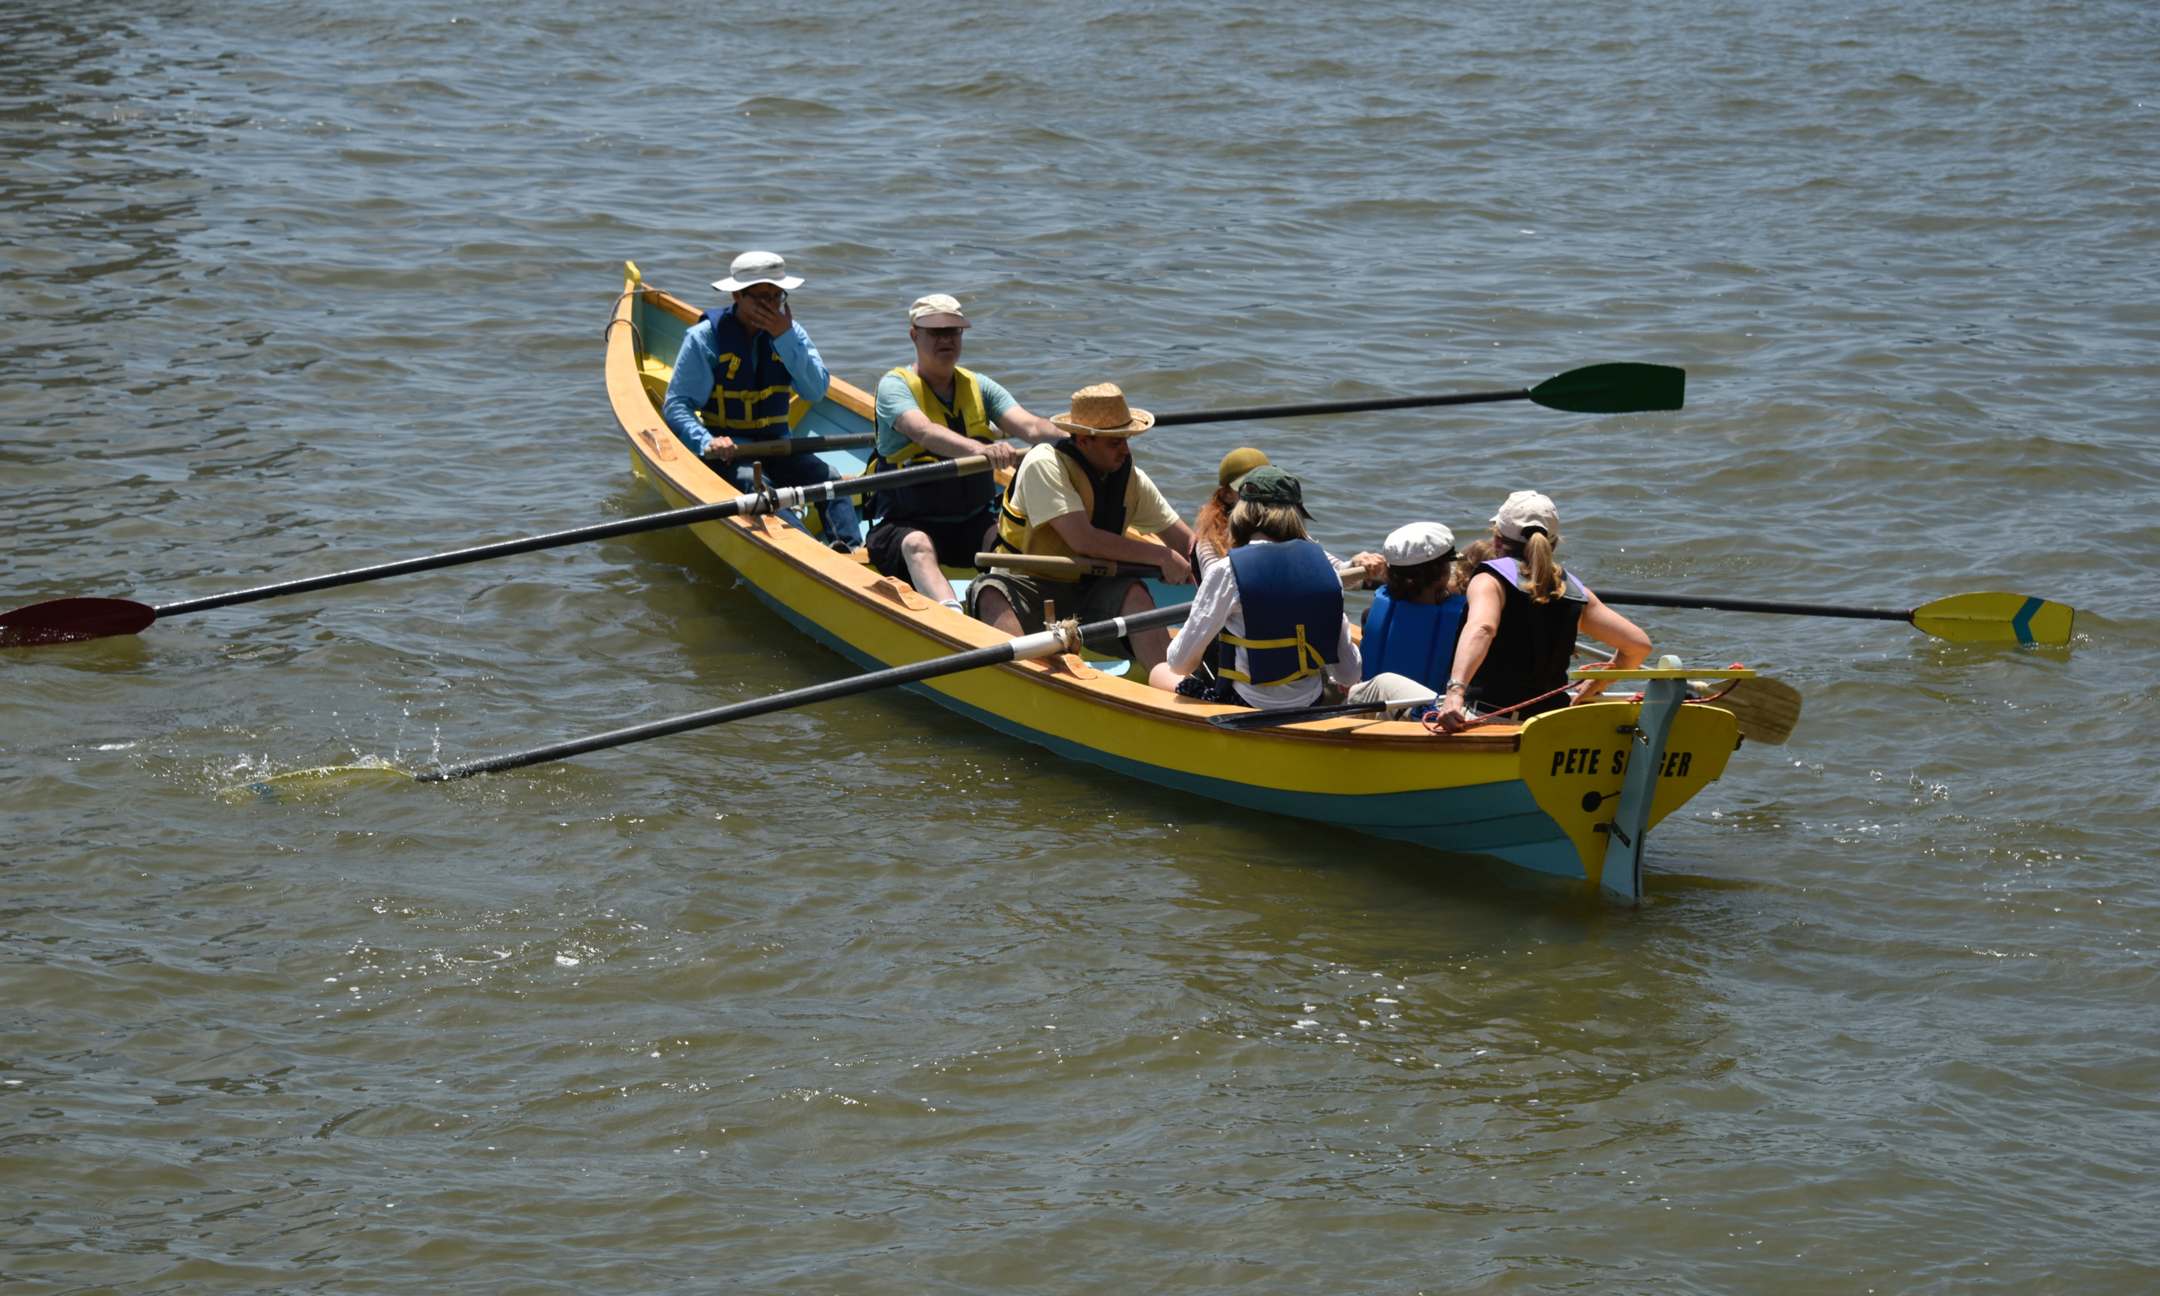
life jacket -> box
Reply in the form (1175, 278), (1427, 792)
(1362, 586), (1466, 693)
(695, 308), (794, 441)
(1465, 556), (1587, 715)
(868, 365), (997, 520)
(992, 440), (1139, 582)
(1219, 540), (1344, 687)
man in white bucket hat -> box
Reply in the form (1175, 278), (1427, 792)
(660, 250), (861, 549)
(861, 293), (1065, 611)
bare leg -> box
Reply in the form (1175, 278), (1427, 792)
(1120, 581), (1171, 672)
(975, 586), (1023, 636)
(899, 531), (956, 603)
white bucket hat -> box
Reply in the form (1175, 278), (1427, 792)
(1492, 490), (1560, 543)
(1383, 522), (1457, 567)
(713, 250), (804, 293)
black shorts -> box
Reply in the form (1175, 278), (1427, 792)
(865, 513), (998, 581)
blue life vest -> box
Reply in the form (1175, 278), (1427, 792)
(1222, 540), (1343, 687)
(696, 307), (795, 442)
(1362, 587), (1465, 692)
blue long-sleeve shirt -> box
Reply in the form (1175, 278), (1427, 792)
(660, 310), (831, 457)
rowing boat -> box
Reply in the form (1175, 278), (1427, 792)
(605, 263), (1743, 899)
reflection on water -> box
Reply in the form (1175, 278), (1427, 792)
(4, 0), (2159, 1289)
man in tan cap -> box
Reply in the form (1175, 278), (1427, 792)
(862, 294), (1065, 612)
(974, 383), (1196, 671)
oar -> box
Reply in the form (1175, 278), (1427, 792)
(419, 603), (1193, 782)
(1207, 696), (1438, 731)
(1596, 589), (2075, 647)
(726, 433), (874, 459)
(0, 455), (992, 648)
(1150, 362), (1683, 427)
(972, 552), (1164, 579)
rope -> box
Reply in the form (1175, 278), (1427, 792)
(1421, 661), (1751, 734)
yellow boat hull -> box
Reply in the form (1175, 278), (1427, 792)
(607, 264), (1738, 889)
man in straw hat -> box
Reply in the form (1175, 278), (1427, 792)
(976, 383), (1196, 672)
(862, 294), (1065, 611)
(660, 250), (862, 549)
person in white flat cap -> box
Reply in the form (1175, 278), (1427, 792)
(978, 382), (1197, 672)
(1432, 491), (1651, 732)
(660, 250), (861, 549)
(1339, 521), (1469, 706)
(861, 294), (1066, 611)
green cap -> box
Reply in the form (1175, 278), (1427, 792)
(1236, 465), (1312, 517)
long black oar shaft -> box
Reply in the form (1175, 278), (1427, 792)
(420, 602), (1193, 782)
(158, 455), (984, 617)
(1154, 388), (1527, 427)
(727, 433), (874, 459)
(1597, 590), (1913, 623)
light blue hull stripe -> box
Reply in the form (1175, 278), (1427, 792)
(742, 581), (1589, 881)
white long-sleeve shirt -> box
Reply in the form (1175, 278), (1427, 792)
(1164, 537), (1362, 710)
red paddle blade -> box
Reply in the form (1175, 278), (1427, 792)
(0, 597), (159, 646)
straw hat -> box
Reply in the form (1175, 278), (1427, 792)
(712, 250), (803, 293)
(1051, 383), (1155, 437)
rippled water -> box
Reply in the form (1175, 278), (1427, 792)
(6, 1), (2159, 1290)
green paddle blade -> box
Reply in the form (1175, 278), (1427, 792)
(1529, 362), (1685, 414)
(1910, 592), (2075, 646)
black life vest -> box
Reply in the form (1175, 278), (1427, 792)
(696, 308), (794, 442)
(1465, 556), (1587, 716)
(1220, 540), (1343, 688)
(991, 440), (1137, 579)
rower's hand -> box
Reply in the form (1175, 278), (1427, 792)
(1349, 552), (1388, 589)
(983, 440), (1022, 473)
(700, 436), (737, 463)
(1435, 693), (1472, 733)
(1155, 548), (1193, 586)
(736, 294), (793, 338)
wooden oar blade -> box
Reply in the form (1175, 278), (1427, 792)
(1696, 676), (1801, 746)
(1528, 362), (1685, 414)
(0, 596), (158, 647)
(1910, 592), (2074, 646)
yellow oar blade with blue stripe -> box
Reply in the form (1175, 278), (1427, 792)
(1910, 592), (2075, 646)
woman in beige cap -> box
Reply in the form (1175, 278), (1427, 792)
(1432, 491), (1651, 732)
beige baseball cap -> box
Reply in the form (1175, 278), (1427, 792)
(1492, 490), (1560, 542)
(908, 294), (970, 329)
(1218, 447), (1270, 488)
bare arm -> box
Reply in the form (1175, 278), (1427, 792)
(1045, 512), (1194, 585)
(994, 405), (1067, 445)
(893, 407), (1021, 472)
(1434, 573), (1504, 732)
(1570, 588), (1652, 703)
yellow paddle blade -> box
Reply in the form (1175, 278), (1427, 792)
(1910, 592), (2075, 646)
(1695, 676), (1802, 746)
(222, 759), (412, 803)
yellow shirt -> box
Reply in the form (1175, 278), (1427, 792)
(1006, 442), (1181, 537)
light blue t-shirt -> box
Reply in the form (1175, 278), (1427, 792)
(874, 369), (1018, 459)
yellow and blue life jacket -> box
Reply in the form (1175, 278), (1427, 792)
(695, 308), (794, 441)
(1220, 540), (1343, 687)
(870, 365), (997, 521)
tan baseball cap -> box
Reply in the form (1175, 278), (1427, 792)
(1492, 490), (1560, 542)
(908, 294), (970, 329)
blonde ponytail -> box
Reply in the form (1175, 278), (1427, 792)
(1503, 530), (1565, 603)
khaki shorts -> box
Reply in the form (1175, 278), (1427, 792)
(968, 570), (1150, 657)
